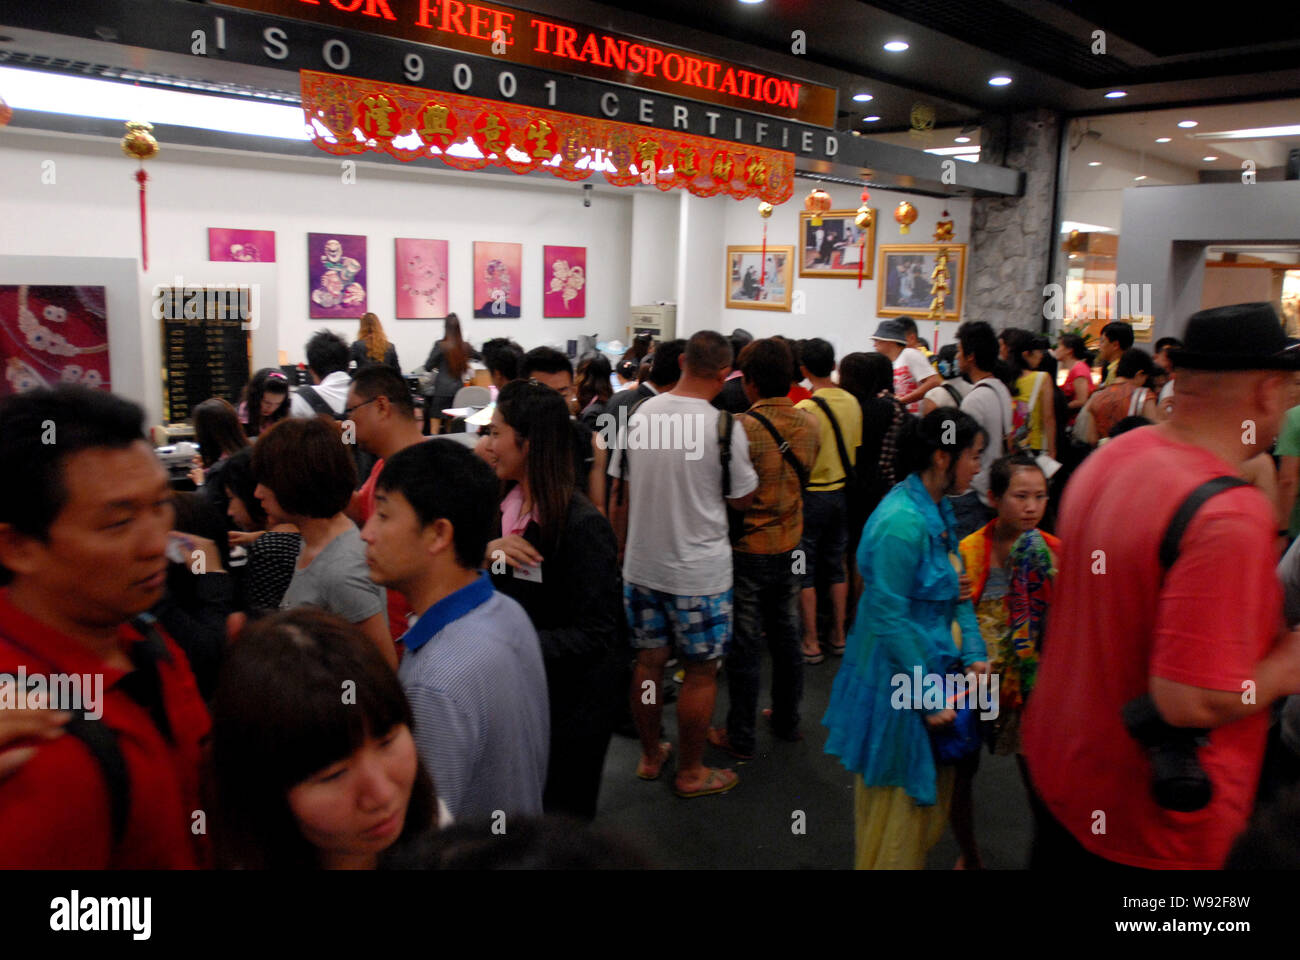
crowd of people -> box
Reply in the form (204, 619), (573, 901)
(3, 300), (1300, 871)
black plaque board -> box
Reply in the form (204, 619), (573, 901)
(160, 287), (252, 424)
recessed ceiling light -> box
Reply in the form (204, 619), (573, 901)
(863, 115), (881, 122)
(1203, 155), (1218, 162)
(1155, 137), (1171, 143)
(988, 76), (1013, 86)
(1134, 175), (1147, 181)
(1105, 91), (1127, 99)
(954, 136), (971, 143)
(853, 93), (873, 102)
(1190, 124), (1300, 139)
(1178, 120), (1198, 128)
(1088, 161), (1101, 166)
(883, 41), (909, 52)
(738, 0), (764, 4)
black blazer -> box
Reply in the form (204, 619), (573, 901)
(350, 341), (400, 372)
(491, 492), (625, 663)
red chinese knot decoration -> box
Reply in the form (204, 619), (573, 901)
(121, 121), (159, 271)
(299, 71), (794, 203)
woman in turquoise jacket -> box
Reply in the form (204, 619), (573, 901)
(823, 408), (989, 869)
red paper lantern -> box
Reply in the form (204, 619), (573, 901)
(0, 96), (11, 129)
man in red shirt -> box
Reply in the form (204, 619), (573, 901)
(0, 386), (210, 868)
(344, 366), (427, 641)
(1023, 303), (1300, 869)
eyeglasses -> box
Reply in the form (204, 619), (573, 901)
(342, 396), (378, 417)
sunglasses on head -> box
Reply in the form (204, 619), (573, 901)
(267, 372), (288, 382)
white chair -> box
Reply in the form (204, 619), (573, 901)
(451, 385), (491, 410)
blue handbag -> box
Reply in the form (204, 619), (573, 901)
(928, 658), (983, 764)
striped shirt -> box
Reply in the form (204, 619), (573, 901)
(735, 398), (820, 555)
(398, 571), (549, 820)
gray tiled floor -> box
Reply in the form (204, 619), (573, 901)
(593, 651), (1034, 869)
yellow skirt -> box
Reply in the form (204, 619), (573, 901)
(853, 767), (956, 870)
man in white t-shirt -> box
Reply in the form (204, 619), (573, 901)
(289, 330), (353, 418)
(608, 331), (758, 800)
(954, 321), (1014, 539)
(872, 318), (941, 416)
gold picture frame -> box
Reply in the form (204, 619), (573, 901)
(725, 245), (794, 311)
(798, 209), (876, 278)
(876, 243), (967, 321)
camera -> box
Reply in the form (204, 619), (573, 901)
(1122, 694), (1212, 812)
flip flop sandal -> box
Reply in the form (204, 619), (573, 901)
(829, 642), (846, 656)
(707, 727), (754, 761)
(803, 650), (825, 664)
(674, 767), (739, 799)
(636, 741), (673, 781)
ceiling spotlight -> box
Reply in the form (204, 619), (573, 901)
(1178, 120), (1198, 128)
(1155, 137), (1171, 143)
(988, 76), (1013, 86)
(883, 40), (909, 52)
(954, 136), (971, 143)
(1088, 161), (1101, 167)
(853, 93), (874, 102)
(863, 115), (881, 122)
(738, 0), (764, 4)
(1134, 175), (1147, 181)
(1105, 90), (1127, 98)
(1203, 155), (1218, 161)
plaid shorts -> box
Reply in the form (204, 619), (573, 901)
(624, 583), (733, 662)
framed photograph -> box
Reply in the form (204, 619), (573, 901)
(725, 245), (794, 311)
(208, 228), (276, 263)
(876, 244), (967, 321)
(395, 238), (449, 319)
(308, 233), (367, 319)
(543, 245), (586, 318)
(473, 241), (522, 318)
(798, 210), (876, 278)
(0, 285), (110, 396)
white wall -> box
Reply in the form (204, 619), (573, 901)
(1, 125), (975, 420)
(679, 183), (972, 359)
(0, 128), (633, 421)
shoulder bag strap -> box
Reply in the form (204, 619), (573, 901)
(810, 395), (856, 487)
(1159, 476), (1251, 570)
(745, 408), (810, 488)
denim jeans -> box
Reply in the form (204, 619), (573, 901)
(725, 549), (804, 754)
(949, 490), (994, 542)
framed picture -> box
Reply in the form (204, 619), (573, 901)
(0, 285), (110, 396)
(473, 241), (522, 318)
(798, 210), (876, 278)
(308, 233), (367, 319)
(208, 228), (276, 263)
(876, 244), (967, 320)
(543, 245), (586, 318)
(395, 238), (449, 319)
(725, 245), (794, 311)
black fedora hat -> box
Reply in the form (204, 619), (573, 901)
(1169, 302), (1300, 370)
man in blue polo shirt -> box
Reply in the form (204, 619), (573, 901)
(361, 440), (549, 820)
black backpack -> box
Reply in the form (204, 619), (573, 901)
(0, 613), (176, 852)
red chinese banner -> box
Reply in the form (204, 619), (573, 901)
(300, 71), (794, 204)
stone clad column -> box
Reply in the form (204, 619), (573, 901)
(966, 109), (1062, 333)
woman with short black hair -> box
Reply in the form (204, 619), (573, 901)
(253, 418), (393, 666)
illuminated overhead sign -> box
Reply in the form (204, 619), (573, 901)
(212, 0), (838, 127)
